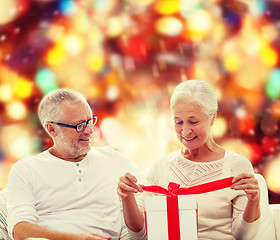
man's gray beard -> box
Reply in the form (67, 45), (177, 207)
(58, 131), (91, 157)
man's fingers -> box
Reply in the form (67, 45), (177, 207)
(124, 172), (138, 182)
(119, 181), (139, 193)
(119, 173), (143, 192)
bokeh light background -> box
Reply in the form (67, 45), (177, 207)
(0, 0), (280, 203)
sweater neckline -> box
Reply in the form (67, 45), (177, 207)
(178, 149), (230, 165)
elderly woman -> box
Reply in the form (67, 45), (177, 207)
(117, 80), (272, 240)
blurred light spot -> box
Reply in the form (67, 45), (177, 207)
(46, 46), (65, 67)
(223, 53), (241, 72)
(265, 155), (280, 194)
(266, 69), (280, 99)
(0, 124), (41, 159)
(155, 17), (183, 36)
(46, 24), (65, 42)
(0, 0), (20, 25)
(58, 0), (77, 15)
(235, 107), (246, 118)
(35, 68), (58, 94)
(6, 100), (27, 120)
(270, 100), (280, 119)
(249, 0), (266, 16)
(261, 115), (278, 136)
(125, 0), (154, 7)
(238, 115), (256, 136)
(180, 0), (200, 16)
(14, 78), (33, 99)
(62, 34), (85, 55)
(106, 86), (119, 101)
(211, 117), (227, 138)
(185, 9), (212, 40)
(221, 138), (251, 160)
(260, 24), (278, 43)
(154, 0), (180, 15)
(250, 143), (263, 164)
(0, 35), (6, 41)
(93, 0), (109, 10)
(261, 136), (278, 155)
(0, 84), (13, 102)
(107, 16), (124, 37)
(86, 53), (105, 72)
(234, 64), (266, 91)
(88, 27), (104, 44)
(260, 45), (278, 67)
(100, 117), (126, 149)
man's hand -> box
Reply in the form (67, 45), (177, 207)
(117, 172), (143, 198)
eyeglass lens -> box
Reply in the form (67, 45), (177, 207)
(77, 119), (91, 132)
(77, 118), (97, 132)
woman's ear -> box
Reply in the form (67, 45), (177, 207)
(211, 112), (217, 126)
(46, 122), (57, 137)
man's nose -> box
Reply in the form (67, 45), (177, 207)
(84, 123), (94, 134)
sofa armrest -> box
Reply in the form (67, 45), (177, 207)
(0, 188), (12, 240)
(270, 204), (280, 240)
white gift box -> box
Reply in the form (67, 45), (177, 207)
(144, 194), (198, 240)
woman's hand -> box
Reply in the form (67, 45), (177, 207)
(117, 172), (143, 198)
(231, 173), (260, 203)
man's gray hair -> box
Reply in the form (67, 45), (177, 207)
(38, 89), (88, 130)
(170, 80), (218, 115)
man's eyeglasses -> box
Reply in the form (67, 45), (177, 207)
(50, 115), (97, 132)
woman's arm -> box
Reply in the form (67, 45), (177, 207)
(231, 173), (261, 222)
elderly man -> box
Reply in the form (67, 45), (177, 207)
(7, 89), (144, 240)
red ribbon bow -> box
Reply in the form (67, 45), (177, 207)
(143, 177), (234, 240)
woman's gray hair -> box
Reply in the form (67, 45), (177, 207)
(38, 89), (88, 130)
(170, 80), (218, 115)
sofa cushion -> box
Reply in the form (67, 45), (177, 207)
(254, 174), (276, 240)
(0, 188), (12, 239)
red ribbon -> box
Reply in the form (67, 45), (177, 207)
(143, 177), (234, 240)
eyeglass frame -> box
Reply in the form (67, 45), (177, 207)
(49, 115), (97, 132)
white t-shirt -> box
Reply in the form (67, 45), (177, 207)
(7, 146), (144, 240)
(145, 149), (266, 240)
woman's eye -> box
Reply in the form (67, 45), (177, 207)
(190, 121), (198, 124)
(175, 121), (183, 125)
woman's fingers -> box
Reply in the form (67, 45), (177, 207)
(231, 173), (260, 202)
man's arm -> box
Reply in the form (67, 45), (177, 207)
(117, 173), (145, 233)
(13, 222), (111, 240)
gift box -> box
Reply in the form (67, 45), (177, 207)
(145, 194), (197, 240)
(143, 177), (234, 240)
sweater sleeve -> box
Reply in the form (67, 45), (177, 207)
(228, 152), (275, 240)
(232, 174), (276, 240)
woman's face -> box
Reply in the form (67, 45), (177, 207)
(172, 98), (214, 151)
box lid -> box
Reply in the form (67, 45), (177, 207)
(145, 194), (197, 212)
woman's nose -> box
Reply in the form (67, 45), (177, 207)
(182, 128), (192, 136)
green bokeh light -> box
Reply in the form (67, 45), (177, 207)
(35, 68), (58, 94)
(266, 69), (280, 99)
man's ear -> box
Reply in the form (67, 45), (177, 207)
(211, 112), (217, 126)
(46, 122), (57, 137)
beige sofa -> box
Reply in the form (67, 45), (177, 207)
(1, 174), (279, 239)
